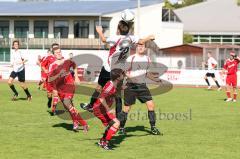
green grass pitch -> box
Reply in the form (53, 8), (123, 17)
(0, 83), (240, 159)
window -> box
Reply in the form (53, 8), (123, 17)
(74, 20), (89, 38)
(54, 21), (69, 38)
(0, 21), (9, 38)
(0, 48), (10, 62)
(162, 9), (181, 22)
(94, 20), (109, 38)
(14, 21), (29, 38)
(34, 21), (48, 38)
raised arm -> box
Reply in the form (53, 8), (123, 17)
(96, 26), (107, 43)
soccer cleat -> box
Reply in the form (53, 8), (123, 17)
(98, 139), (113, 150)
(207, 86), (212, 90)
(217, 87), (222, 91)
(233, 99), (237, 102)
(82, 125), (89, 133)
(27, 96), (32, 101)
(151, 126), (163, 135)
(118, 127), (127, 135)
(11, 94), (18, 101)
(225, 98), (232, 102)
(73, 123), (80, 132)
(80, 103), (93, 113)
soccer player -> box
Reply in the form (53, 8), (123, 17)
(80, 20), (154, 117)
(41, 44), (58, 112)
(8, 40), (32, 101)
(223, 51), (240, 102)
(118, 43), (162, 135)
(204, 52), (221, 90)
(93, 68), (124, 150)
(48, 47), (88, 132)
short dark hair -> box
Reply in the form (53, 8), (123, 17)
(12, 40), (20, 46)
(118, 20), (130, 35)
(110, 68), (123, 81)
(51, 43), (59, 49)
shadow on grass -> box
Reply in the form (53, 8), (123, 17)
(111, 126), (151, 145)
(52, 123), (73, 131)
(13, 97), (28, 101)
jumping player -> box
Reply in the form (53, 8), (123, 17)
(204, 52), (221, 90)
(48, 47), (89, 132)
(118, 43), (162, 135)
(80, 20), (154, 117)
(223, 51), (240, 102)
(93, 68), (124, 150)
(8, 40), (32, 101)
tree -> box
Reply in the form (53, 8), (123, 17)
(183, 33), (193, 44)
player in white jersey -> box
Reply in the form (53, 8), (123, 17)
(118, 43), (163, 135)
(8, 40), (32, 101)
(204, 52), (221, 90)
(80, 20), (154, 116)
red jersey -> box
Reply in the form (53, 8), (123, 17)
(93, 81), (116, 108)
(48, 59), (76, 90)
(223, 59), (240, 75)
(41, 54), (56, 72)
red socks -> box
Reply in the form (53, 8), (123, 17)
(69, 107), (87, 126)
(105, 126), (118, 141)
(52, 96), (59, 113)
(233, 93), (237, 100)
(226, 91), (231, 98)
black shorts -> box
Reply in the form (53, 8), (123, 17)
(10, 69), (25, 82)
(206, 73), (215, 78)
(98, 66), (110, 87)
(124, 83), (152, 106)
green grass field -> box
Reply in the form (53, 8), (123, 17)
(0, 83), (240, 159)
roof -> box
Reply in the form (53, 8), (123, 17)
(0, 0), (163, 16)
(175, 0), (240, 34)
(160, 44), (240, 53)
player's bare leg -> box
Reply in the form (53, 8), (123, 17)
(19, 82), (32, 101)
(146, 100), (162, 135)
(225, 84), (232, 102)
(8, 77), (18, 101)
(62, 99), (88, 132)
(232, 87), (237, 102)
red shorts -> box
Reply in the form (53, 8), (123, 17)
(57, 84), (75, 100)
(93, 105), (115, 127)
(226, 74), (237, 87)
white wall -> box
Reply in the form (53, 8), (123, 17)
(104, 3), (183, 48)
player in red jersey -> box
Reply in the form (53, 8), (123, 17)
(223, 51), (240, 102)
(93, 68), (124, 150)
(48, 47), (89, 132)
(41, 44), (59, 111)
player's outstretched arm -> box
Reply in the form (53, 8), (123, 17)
(138, 34), (155, 45)
(96, 26), (107, 43)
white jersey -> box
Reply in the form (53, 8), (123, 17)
(104, 34), (139, 72)
(207, 57), (217, 73)
(10, 49), (25, 72)
(125, 54), (150, 84)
